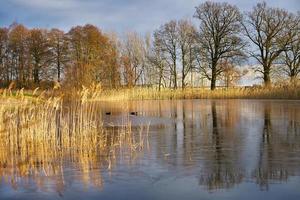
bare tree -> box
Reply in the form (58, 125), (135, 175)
(120, 32), (148, 87)
(154, 21), (179, 89)
(281, 12), (300, 84)
(8, 23), (30, 87)
(0, 28), (9, 86)
(142, 33), (154, 86)
(104, 32), (121, 88)
(49, 29), (69, 82)
(28, 28), (51, 84)
(220, 60), (248, 88)
(194, 1), (245, 90)
(148, 33), (168, 90)
(177, 19), (197, 89)
(242, 2), (295, 87)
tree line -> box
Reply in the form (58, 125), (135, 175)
(0, 1), (299, 90)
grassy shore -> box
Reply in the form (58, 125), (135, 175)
(94, 86), (300, 101)
(1, 84), (300, 102)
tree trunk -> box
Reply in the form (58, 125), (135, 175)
(211, 76), (216, 90)
(173, 57), (177, 89)
(159, 67), (163, 91)
(173, 73), (177, 89)
(263, 67), (271, 87)
(211, 62), (217, 90)
(57, 55), (61, 82)
(33, 67), (39, 84)
(181, 47), (186, 89)
(181, 69), (185, 90)
(57, 67), (61, 82)
(290, 74), (297, 86)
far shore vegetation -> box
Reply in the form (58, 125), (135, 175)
(1, 83), (300, 102)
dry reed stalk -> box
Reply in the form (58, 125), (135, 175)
(0, 87), (148, 190)
(94, 86), (300, 101)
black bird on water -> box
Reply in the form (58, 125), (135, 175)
(130, 111), (138, 116)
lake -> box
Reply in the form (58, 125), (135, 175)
(1, 99), (300, 200)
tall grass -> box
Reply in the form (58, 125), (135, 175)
(0, 87), (147, 190)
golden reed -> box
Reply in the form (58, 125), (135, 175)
(0, 87), (147, 191)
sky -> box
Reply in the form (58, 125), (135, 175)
(0, 0), (299, 34)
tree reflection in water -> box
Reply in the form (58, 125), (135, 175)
(1, 100), (300, 195)
(253, 102), (300, 190)
(117, 100), (300, 191)
(198, 101), (244, 190)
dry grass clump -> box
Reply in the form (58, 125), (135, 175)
(0, 87), (147, 190)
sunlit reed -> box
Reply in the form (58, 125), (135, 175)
(0, 87), (147, 191)
(93, 85), (300, 101)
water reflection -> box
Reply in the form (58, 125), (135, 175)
(198, 101), (244, 190)
(253, 103), (300, 190)
(0, 131), (142, 194)
(116, 100), (300, 191)
(1, 100), (300, 198)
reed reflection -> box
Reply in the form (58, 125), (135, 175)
(0, 100), (145, 194)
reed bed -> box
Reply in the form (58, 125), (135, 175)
(96, 86), (300, 101)
(0, 88), (148, 190)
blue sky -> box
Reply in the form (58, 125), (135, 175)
(0, 0), (299, 34)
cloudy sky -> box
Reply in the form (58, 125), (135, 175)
(0, 0), (299, 34)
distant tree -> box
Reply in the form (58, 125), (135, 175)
(154, 21), (179, 89)
(28, 28), (51, 84)
(66, 24), (115, 88)
(0, 28), (9, 86)
(242, 2), (295, 87)
(220, 60), (248, 88)
(104, 33), (121, 88)
(0, 24), (119, 89)
(120, 32), (148, 87)
(142, 33), (153, 86)
(48, 28), (69, 82)
(280, 12), (300, 84)
(194, 1), (245, 90)
(148, 33), (168, 90)
(8, 23), (30, 87)
(177, 19), (197, 89)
